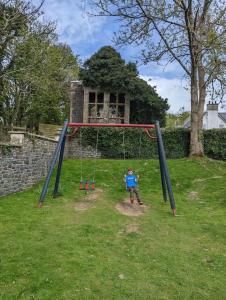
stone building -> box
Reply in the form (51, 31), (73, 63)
(69, 81), (130, 124)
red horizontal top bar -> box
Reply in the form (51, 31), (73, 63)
(68, 122), (155, 129)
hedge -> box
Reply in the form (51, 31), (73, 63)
(77, 127), (190, 159)
(203, 129), (226, 161)
(74, 127), (226, 160)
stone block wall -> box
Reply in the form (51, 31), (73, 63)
(65, 137), (101, 159)
(0, 133), (57, 197)
(70, 81), (84, 122)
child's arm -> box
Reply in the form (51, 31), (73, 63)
(123, 175), (127, 182)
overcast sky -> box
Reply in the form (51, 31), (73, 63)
(34, 0), (193, 113)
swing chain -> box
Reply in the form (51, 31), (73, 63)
(122, 129), (126, 160)
(93, 129), (99, 182)
(79, 128), (83, 182)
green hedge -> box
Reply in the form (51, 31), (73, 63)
(78, 127), (190, 159)
(75, 127), (226, 160)
(203, 129), (226, 161)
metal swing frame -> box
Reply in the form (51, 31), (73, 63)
(38, 121), (176, 216)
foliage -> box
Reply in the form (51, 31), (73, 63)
(78, 127), (190, 159)
(0, 0), (79, 130)
(130, 77), (169, 126)
(80, 46), (137, 93)
(77, 127), (226, 161)
(91, 0), (226, 156)
(1, 158), (226, 298)
(203, 129), (226, 161)
(80, 46), (169, 125)
(166, 111), (190, 129)
(13, 40), (78, 129)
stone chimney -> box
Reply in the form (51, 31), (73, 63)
(207, 101), (219, 129)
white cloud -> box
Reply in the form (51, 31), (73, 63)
(35, 0), (106, 45)
(141, 75), (191, 113)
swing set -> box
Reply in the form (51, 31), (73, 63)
(38, 121), (176, 216)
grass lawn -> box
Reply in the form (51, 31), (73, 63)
(0, 158), (226, 299)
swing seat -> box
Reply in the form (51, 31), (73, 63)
(79, 180), (95, 191)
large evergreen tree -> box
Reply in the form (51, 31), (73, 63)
(80, 46), (169, 125)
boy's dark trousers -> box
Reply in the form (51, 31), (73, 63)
(128, 186), (142, 204)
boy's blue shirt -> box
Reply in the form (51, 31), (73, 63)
(125, 174), (138, 187)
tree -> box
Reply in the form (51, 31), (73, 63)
(166, 110), (190, 128)
(91, 0), (226, 156)
(0, 0), (54, 103)
(130, 77), (169, 125)
(0, 0), (79, 129)
(80, 46), (169, 125)
(11, 39), (78, 130)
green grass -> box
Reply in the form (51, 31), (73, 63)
(1, 158), (226, 299)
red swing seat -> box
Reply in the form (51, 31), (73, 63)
(79, 180), (95, 191)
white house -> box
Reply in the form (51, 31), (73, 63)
(183, 101), (226, 129)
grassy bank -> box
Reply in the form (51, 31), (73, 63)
(0, 158), (226, 299)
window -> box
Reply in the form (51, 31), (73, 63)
(87, 91), (127, 124)
(110, 93), (117, 103)
(88, 91), (105, 123)
(89, 92), (95, 103)
(109, 93), (126, 123)
(97, 93), (104, 103)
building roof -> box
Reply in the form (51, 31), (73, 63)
(183, 112), (226, 128)
(183, 119), (191, 128)
(218, 113), (226, 122)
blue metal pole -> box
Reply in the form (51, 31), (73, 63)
(157, 139), (168, 202)
(38, 120), (68, 207)
(53, 134), (66, 197)
(155, 121), (176, 215)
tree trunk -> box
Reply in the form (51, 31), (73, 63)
(189, 72), (204, 157)
(197, 65), (206, 130)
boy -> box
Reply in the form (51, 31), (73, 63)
(124, 168), (143, 205)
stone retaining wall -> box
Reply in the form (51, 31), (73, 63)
(65, 137), (101, 159)
(0, 130), (102, 197)
(0, 132), (57, 197)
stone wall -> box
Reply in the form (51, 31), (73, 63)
(70, 81), (84, 123)
(65, 137), (101, 159)
(0, 132), (57, 197)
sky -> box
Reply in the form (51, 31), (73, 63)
(34, 0), (192, 113)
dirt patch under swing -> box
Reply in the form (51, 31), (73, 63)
(124, 224), (139, 233)
(74, 188), (103, 212)
(116, 198), (148, 217)
(188, 191), (199, 201)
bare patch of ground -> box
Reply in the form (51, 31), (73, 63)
(116, 198), (148, 217)
(188, 191), (199, 200)
(125, 224), (139, 233)
(74, 188), (103, 212)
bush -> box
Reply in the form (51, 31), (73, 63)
(79, 127), (190, 159)
(77, 127), (226, 160)
(203, 129), (226, 161)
